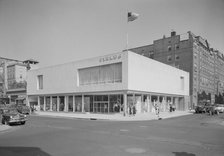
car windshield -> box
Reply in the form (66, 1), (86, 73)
(4, 109), (18, 114)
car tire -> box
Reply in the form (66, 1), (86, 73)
(4, 120), (9, 125)
(21, 121), (26, 125)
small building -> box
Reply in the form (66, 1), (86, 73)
(27, 51), (189, 115)
(0, 57), (39, 104)
(6, 62), (27, 104)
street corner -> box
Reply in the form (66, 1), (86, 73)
(0, 124), (12, 133)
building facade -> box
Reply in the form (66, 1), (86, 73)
(6, 63), (27, 103)
(27, 51), (189, 115)
(130, 31), (224, 108)
(0, 57), (38, 104)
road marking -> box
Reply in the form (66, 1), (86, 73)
(125, 148), (146, 154)
(139, 125), (148, 128)
(120, 129), (129, 132)
(146, 136), (203, 148)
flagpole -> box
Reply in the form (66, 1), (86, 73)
(126, 10), (129, 52)
(126, 11), (139, 51)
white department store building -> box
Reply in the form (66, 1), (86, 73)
(27, 51), (189, 115)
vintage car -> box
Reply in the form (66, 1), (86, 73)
(214, 104), (224, 113)
(206, 105), (219, 115)
(0, 108), (27, 125)
(195, 105), (206, 113)
(16, 105), (30, 115)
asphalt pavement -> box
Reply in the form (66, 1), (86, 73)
(0, 112), (224, 156)
(0, 110), (193, 133)
(0, 125), (11, 132)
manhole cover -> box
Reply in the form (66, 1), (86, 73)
(200, 123), (208, 126)
(125, 148), (146, 154)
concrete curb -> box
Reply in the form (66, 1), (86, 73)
(31, 111), (193, 121)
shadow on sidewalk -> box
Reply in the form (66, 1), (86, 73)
(0, 146), (51, 156)
(172, 152), (196, 156)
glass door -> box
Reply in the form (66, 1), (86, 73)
(93, 95), (109, 113)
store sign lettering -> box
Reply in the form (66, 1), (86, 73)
(99, 54), (122, 63)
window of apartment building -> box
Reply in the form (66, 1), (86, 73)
(175, 55), (180, 61)
(168, 45), (172, 51)
(194, 76), (197, 81)
(175, 44), (179, 50)
(37, 75), (43, 90)
(194, 66), (197, 72)
(194, 63), (198, 72)
(167, 56), (172, 62)
(194, 53), (197, 59)
(194, 63), (197, 68)
(180, 76), (184, 90)
(149, 51), (154, 58)
(78, 63), (122, 86)
(194, 87), (197, 92)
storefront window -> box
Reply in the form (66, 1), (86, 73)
(75, 95), (82, 112)
(39, 96), (44, 111)
(109, 95), (123, 113)
(93, 95), (109, 113)
(59, 96), (65, 111)
(52, 96), (57, 111)
(45, 97), (50, 111)
(84, 96), (92, 112)
(68, 96), (73, 112)
(135, 94), (142, 113)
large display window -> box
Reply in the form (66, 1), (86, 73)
(39, 96), (44, 111)
(79, 63), (122, 85)
(59, 96), (65, 111)
(52, 96), (57, 111)
(68, 96), (73, 112)
(75, 95), (82, 112)
(109, 94), (123, 113)
(45, 96), (50, 111)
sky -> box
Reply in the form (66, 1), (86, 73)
(0, 0), (224, 67)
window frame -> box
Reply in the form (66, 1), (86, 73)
(37, 75), (43, 90)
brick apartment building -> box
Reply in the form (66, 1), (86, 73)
(130, 31), (224, 108)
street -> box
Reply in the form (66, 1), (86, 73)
(0, 113), (224, 156)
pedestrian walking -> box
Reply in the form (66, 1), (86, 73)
(133, 104), (136, 116)
(169, 101), (173, 112)
(155, 102), (161, 119)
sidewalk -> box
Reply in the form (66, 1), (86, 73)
(0, 124), (11, 132)
(33, 110), (194, 121)
(0, 111), (193, 132)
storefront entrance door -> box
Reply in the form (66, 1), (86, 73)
(93, 102), (108, 113)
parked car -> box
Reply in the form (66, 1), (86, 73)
(0, 108), (27, 125)
(206, 105), (219, 115)
(195, 105), (206, 113)
(214, 104), (224, 113)
(16, 105), (30, 115)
